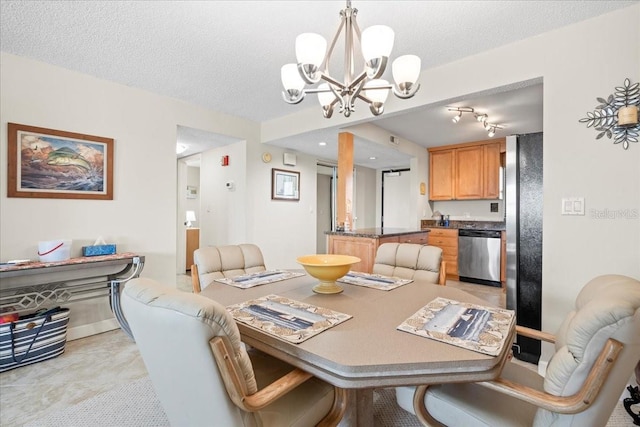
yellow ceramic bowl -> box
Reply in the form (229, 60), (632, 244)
(296, 254), (361, 294)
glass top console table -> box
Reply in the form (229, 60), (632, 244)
(0, 253), (144, 339)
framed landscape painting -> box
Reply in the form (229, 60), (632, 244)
(7, 123), (114, 200)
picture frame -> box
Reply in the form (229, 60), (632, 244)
(271, 168), (300, 201)
(186, 185), (198, 199)
(7, 123), (114, 200)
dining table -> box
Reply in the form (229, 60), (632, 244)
(200, 271), (515, 427)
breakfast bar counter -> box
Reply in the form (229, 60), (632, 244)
(326, 228), (429, 273)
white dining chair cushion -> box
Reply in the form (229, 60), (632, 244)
(397, 274), (640, 427)
(249, 350), (335, 426)
(396, 362), (541, 426)
(372, 243), (442, 284)
(545, 275), (640, 396)
(124, 277), (257, 392)
(123, 277), (337, 427)
(194, 244), (267, 290)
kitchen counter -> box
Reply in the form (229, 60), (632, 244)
(421, 220), (505, 231)
(325, 227), (429, 238)
(326, 228), (429, 273)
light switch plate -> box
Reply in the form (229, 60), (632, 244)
(561, 197), (585, 215)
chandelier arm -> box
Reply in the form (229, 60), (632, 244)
(343, 6), (355, 86)
(393, 82), (421, 99)
(320, 74), (347, 91)
(346, 70), (368, 91)
(351, 80), (366, 105)
(322, 13), (346, 76)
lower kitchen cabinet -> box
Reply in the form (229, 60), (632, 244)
(328, 230), (429, 273)
(426, 228), (458, 280)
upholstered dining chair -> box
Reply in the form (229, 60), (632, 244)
(396, 274), (640, 427)
(191, 243), (266, 293)
(372, 242), (446, 286)
(122, 277), (346, 427)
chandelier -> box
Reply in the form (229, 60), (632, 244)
(280, 0), (421, 118)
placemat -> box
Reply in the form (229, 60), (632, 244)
(397, 297), (515, 356)
(227, 294), (352, 343)
(214, 270), (304, 289)
(337, 272), (413, 290)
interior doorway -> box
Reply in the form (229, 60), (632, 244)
(317, 164), (337, 254)
(381, 168), (411, 228)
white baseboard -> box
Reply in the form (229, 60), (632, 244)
(67, 318), (119, 341)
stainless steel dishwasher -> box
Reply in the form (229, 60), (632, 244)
(458, 229), (501, 287)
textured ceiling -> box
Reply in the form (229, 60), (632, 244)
(1, 1), (636, 167)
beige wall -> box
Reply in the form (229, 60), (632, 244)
(0, 52), (260, 282)
(1, 5), (639, 356)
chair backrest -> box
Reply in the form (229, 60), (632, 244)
(534, 274), (640, 426)
(193, 243), (266, 291)
(372, 242), (443, 284)
(121, 278), (257, 426)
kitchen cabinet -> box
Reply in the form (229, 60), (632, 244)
(328, 230), (429, 273)
(484, 143), (502, 199)
(428, 139), (503, 200)
(429, 149), (455, 200)
(455, 145), (484, 199)
(186, 228), (199, 272)
(426, 228), (458, 279)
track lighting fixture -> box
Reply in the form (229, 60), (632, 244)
(447, 106), (504, 137)
(448, 107), (474, 123)
(475, 113), (488, 123)
(486, 124), (504, 137)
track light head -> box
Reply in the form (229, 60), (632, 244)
(475, 113), (488, 123)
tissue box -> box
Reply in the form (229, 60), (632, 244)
(82, 244), (116, 257)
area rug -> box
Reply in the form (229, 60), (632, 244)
(24, 377), (168, 427)
(25, 376), (635, 427)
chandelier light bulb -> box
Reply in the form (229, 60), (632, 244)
(452, 112), (462, 123)
(476, 113), (488, 123)
(295, 33), (326, 67)
(392, 55), (421, 92)
(361, 25), (394, 61)
(484, 121), (492, 130)
(488, 126), (496, 137)
(364, 79), (390, 104)
(317, 83), (335, 107)
(281, 64), (305, 92)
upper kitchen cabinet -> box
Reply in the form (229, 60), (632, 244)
(428, 138), (504, 201)
(455, 145), (484, 199)
(428, 149), (455, 200)
(483, 142), (502, 199)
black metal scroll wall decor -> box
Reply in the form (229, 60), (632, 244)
(579, 78), (639, 150)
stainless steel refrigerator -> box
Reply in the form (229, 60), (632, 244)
(505, 133), (543, 363)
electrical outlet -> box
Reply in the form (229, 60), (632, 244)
(490, 202), (499, 212)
